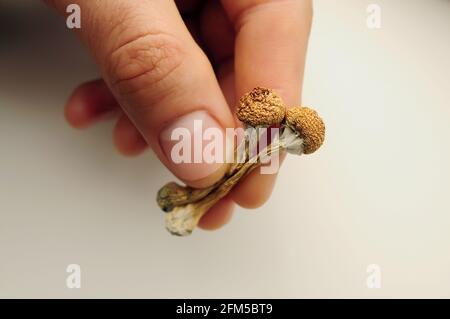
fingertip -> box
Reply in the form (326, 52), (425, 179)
(231, 168), (278, 209)
(198, 197), (234, 231)
(65, 79), (119, 129)
(113, 115), (148, 157)
(65, 83), (95, 129)
(64, 98), (90, 129)
(231, 151), (286, 208)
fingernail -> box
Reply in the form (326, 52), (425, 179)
(159, 111), (227, 182)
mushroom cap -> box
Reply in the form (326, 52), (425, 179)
(285, 106), (325, 154)
(236, 87), (285, 127)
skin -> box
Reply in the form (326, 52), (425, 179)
(45, 0), (313, 231)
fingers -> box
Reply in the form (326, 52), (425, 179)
(198, 196), (234, 230)
(65, 79), (119, 129)
(66, 79), (233, 229)
(65, 80), (147, 157)
(222, 0), (312, 103)
(113, 114), (148, 157)
(221, 0), (313, 208)
(49, 0), (236, 189)
(67, 79), (233, 231)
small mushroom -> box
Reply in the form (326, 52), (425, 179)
(236, 87), (285, 127)
(285, 106), (325, 154)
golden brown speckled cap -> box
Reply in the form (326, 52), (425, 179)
(286, 106), (325, 154)
(236, 87), (285, 126)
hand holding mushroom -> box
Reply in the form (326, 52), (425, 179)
(157, 87), (325, 236)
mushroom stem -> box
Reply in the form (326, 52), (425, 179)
(164, 139), (287, 236)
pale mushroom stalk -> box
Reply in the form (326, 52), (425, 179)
(164, 136), (289, 236)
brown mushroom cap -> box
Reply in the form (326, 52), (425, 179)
(236, 87), (285, 127)
(285, 106), (325, 154)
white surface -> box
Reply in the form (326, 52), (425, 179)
(1, 0), (449, 298)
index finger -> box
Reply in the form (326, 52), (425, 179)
(221, 0), (313, 207)
(222, 0), (312, 104)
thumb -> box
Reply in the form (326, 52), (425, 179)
(50, 0), (235, 187)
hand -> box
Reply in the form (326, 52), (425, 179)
(46, 0), (312, 230)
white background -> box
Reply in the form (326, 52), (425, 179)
(1, 0), (449, 298)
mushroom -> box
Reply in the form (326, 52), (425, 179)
(284, 106), (325, 154)
(236, 87), (285, 127)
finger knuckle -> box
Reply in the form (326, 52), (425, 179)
(108, 31), (185, 97)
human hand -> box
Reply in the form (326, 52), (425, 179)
(45, 0), (312, 230)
